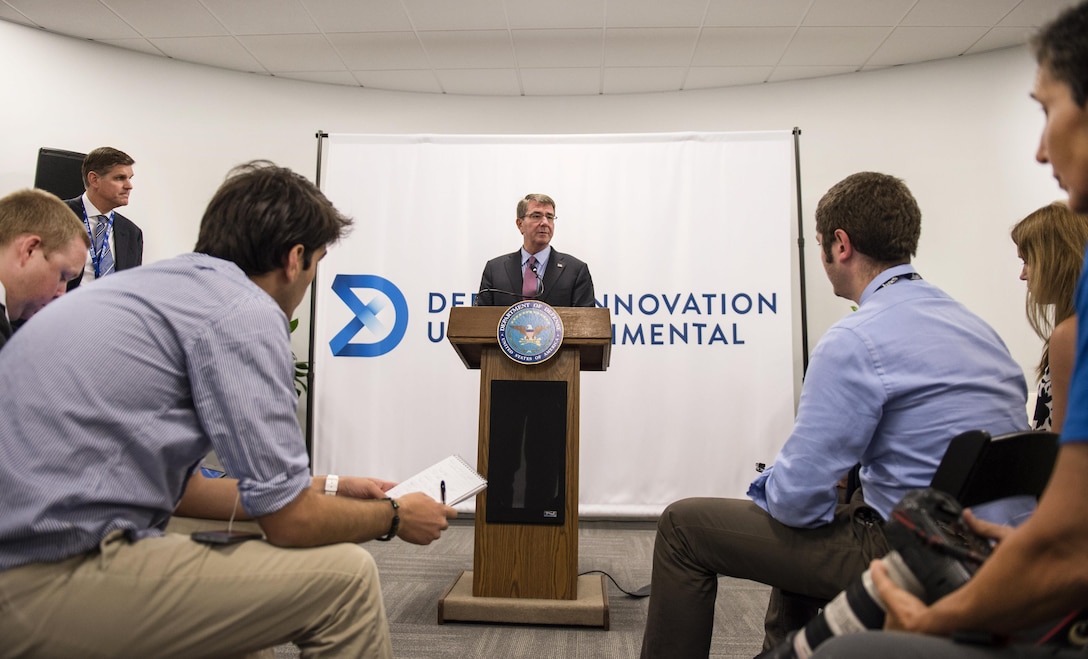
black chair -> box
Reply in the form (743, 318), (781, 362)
(929, 429), (1059, 507)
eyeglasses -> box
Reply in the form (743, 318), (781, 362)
(523, 212), (557, 222)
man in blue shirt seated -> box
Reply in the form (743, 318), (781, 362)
(639, 171), (1029, 659)
(0, 161), (455, 658)
(809, 3), (1088, 658)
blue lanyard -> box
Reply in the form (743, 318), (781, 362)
(80, 207), (114, 278)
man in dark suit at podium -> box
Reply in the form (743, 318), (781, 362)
(64, 146), (143, 290)
(475, 194), (595, 525)
(475, 193), (595, 307)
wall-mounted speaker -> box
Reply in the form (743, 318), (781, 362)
(34, 148), (86, 200)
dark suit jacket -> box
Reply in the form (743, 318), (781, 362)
(0, 309), (11, 351)
(476, 248), (595, 307)
(64, 197), (143, 290)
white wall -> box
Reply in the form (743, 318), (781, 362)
(0, 19), (1059, 412)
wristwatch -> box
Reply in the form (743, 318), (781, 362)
(324, 474), (339, 496)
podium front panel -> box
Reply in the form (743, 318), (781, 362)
(474, 346), (580, 599)
(485, 380), (567, 525)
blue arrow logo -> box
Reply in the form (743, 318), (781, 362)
(329, 274), (409, 357)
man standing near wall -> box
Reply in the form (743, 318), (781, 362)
(64, 146), (143, 289)
(639, 171), (1029, 658)
(0, 188), (89, 349)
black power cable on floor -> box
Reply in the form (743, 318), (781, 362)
(579, 570), (651, 598)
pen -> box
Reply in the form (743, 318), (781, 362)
(440, 480), (446, 504)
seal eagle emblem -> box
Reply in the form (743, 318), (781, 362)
(497, 301), (564, 364)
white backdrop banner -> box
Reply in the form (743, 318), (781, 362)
(313, 131), (798, 517)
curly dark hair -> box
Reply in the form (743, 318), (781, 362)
(194, 161), (352, 275)
(815, 172), (920, 265)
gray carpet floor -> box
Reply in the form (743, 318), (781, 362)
(275, 519), (768, 658)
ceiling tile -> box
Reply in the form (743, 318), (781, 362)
(0, 5), (37, 27)
(900, 0), (1019, 27)
(418, 30), (515, 69)
(237, 34), (343, 71)
(505, 0), (605, 29)
(683, 66), (774, 90)
(6, 0), (138, 39)
(605, 28), (699, 67)
(520, 68), (602, 96)
(301, 0), (412, 32)
(100, 37), (165, 57)
(150, 36), (263, 72)
(802, 0), (914, 27)
(0, 0), (1061, 97)
(703, 0), (810, 27)
(105, 0), (226, 38)
(435, 68), (521, 95)
(401, 0), (507, 31)
(602, 67), (685, 94)
(768, 65), (858, 83)
(780, 26), (890, 67)
(353, 69), (443, 93)
(693, 27), (794, 66)
(512, 29), (602, 68)
(966, 27), (1036, 55)
(869, 26), (988, 66)
(273, 70), (359, 86)
(327, 32), (429, 70)
(202, 0), (318, 35)
(998, 0), (1082, 27)
(605, 0), (707, 28)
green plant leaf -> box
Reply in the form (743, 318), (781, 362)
(289, 319), (308, 396)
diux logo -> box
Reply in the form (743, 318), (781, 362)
(328, 274), (409, 357)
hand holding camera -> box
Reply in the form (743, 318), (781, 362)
(758, 488), (992, 659)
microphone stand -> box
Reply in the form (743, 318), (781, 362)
(473, 265), (544, 306)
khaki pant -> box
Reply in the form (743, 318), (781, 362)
(0, 529), (392, 659)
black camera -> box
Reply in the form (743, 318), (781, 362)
(757, 488), (992, 659)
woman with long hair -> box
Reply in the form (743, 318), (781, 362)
(1011, 201), (1088, 432)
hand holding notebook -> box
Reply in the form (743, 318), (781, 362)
(385, 455), (487, 506)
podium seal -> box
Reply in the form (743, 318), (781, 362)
(497, 300), (564, 364)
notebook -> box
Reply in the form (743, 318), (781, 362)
(385, 455), (487, 506)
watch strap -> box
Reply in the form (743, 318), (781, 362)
(376, 498), (399, 541)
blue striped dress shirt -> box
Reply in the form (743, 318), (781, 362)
(0, 253), (312, 570)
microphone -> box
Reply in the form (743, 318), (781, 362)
(472, 266), (545, 306)
(473, 288), (522, 306)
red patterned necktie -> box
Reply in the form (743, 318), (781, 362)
(522, 255), (538, 298)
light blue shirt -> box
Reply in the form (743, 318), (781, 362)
(0, 253), (312, 570)
(748, 265), (1028, 527)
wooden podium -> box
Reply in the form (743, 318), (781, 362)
(438, 305), (612, 627)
